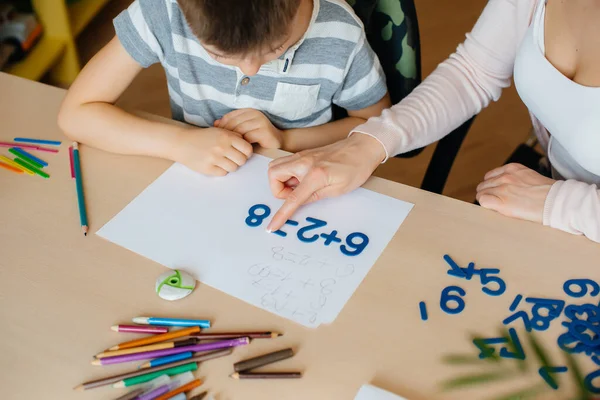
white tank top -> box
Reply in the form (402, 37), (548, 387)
(514, 0), (600, 185)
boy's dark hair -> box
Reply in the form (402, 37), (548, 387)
(178, 0), (302, 55)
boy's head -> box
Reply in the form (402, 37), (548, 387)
(179, 0), (303, 76)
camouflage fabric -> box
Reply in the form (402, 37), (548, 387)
(347, 0), (422, 105)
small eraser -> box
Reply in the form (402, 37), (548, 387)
(155, 270), (196, 301)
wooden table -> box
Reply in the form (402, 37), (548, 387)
(1, 72), (599, 400)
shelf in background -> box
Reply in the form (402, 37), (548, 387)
(6, 37), (67, 81)
(69, 0), (112, 37)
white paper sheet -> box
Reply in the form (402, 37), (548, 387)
(354, 385), (407, 400)
(98, 155), (413, 327)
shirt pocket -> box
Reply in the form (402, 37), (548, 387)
(270, 82), (321, 121)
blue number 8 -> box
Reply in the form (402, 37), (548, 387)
(440, 286), (466, 314)
(340, 233), (369, 256)
(246, 204), (271, 227)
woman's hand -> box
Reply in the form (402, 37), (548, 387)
(215, 109), (284, 149)
(266, 133), (386, 231)
(172, 127), (253, 176)
(476, 163), (556, 223)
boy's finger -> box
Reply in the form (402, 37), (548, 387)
(230, 135), (253, 157)
(206, 166), (228, 177)
(220, 109), (252, 131)
(234, 119), (261, 135)
(216, 157), (240, 173)
(225, 147), (249, 167)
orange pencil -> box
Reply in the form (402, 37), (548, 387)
(0, 160), (24, 174)
(108, 326), (200, 351)
(154, 379), (202, 400)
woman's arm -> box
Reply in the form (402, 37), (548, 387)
(353, 0), (531, 159)
(544, 181), (600, 243)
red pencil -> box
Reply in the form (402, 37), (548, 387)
(68, 146), (75, 178)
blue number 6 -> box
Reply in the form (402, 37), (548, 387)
(564, 279), (600, 298)
(340, 232), (369, 256)
(440, 286), (466, 314)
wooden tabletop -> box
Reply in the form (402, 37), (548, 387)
(1, 72), (599, 400)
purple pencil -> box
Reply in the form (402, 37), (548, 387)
(138, 384), (171, 400)
(93, 337), (249, 365)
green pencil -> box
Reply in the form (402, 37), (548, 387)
(8, 148), (44, 168)
(13, 158), (49, 179)
(112, 362), (198, 388)
(72, 142), (88, 236)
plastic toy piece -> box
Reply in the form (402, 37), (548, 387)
(419, 301), (428, 321)
(563, 279), (600, 298)
(272, 219), (299, 237)
(440, 286), (466, 315)
(245, 204), (271, 227)
(539, 366), (568, 390)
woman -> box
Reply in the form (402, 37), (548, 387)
(266, 0), (600, 244)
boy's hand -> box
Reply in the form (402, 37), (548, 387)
(215, 109), (284, 149)
(173, 127), (253, 176)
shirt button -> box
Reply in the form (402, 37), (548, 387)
(241, 77), (250, 86)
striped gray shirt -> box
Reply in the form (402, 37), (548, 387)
(114, 0), (387, 129)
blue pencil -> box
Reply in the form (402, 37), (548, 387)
(133, 316), (211, 329)
(14, 137), (62, 146)
(72, 142), (88, 236)
(11, 147), (48, 167)
(138, 351), (193, 369)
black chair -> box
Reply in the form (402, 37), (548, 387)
(347, 0), (476, 194)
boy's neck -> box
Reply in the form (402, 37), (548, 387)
(287, 0), (315, 49)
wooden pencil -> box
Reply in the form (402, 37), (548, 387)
(188, 392), (208, 400)
(72, 142), (88, 235)
(153, 379), (202, 400)
(230, 372), (302, 379)
(108, 326), (200, 351)
(0, 160), (24, 174)
(95, 338), (197, 359)
(191, 331), (282, 340)
(74, 348), (232, 390)
(234, 348), (294, 372)
(114, 388), (144, 400)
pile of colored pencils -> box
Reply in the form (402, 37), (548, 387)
(0, 138), (60, 178)
(76, 315), (289, 398)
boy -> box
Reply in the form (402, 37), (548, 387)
(58, 0), (390, 176)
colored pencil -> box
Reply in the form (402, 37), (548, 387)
(14, 158), (49, 178)
(112, 362), (198, 388)
(109, 326), (200, 351)
(0, 155), (33, 175)
(12, 151), (45, 169)
(72, 142), (88, 235)
(138, 383), (171, 400)
(33, 146), (59, 153)
(169, 394), (188, 400)
(111, 324), (169, 334)
(114, 388), (145, 400)
(74, 349), (232, 390)
(0, 160), (23, 174)
(0, 142), (59, 153)
(96, 338), (197, 359)
(230, 372), (302, 379)
(138, 351), (193, 369)
(68, 146), (74, 178)
(14, 137), (62, 146)
(154, 379), (202, 400)
(191, 331), (281, 340)
(133, 316), (211, 329)
(138, 347), (232, 370)
(96, 337), (249, 365)
(188, 392), (208, 400)
(9, 147), (47, 167)
(234, 348), (294, 372)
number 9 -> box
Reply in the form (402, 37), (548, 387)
(563, 279), (600, 298)
(340, 232), (369, 256)
(440, 286), (466, 315)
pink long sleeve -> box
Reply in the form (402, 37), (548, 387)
(352, 0), (534, 159)
(544, 181), (600, 243)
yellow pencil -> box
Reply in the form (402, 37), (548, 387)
(95, 338), (197, 359)
(0, 155), (33, 175)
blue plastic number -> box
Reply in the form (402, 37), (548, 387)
(443, 255), (467, 278)
(479, 269), (506, 296)
(272, 219), (299, 237)
(539, 366), (568, 390)
(246, 204), (271, 227)
(503, 311), (533, 332)
(297, 217), (327, 243)
(320, 230), (342, 246)
(585, 369), (600, 394)
(419, 301), (428, 321)
(564, 279), (600, 298)
(440, 286), (466, 315)
(474, 337), (508, 359)
(499, 328), (526, 360)
(340, 232), (369, 257)
(526, 298), (565, 331)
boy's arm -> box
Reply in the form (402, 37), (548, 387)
(58, 37), (252, 176)
(281, 93), (391, 152)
